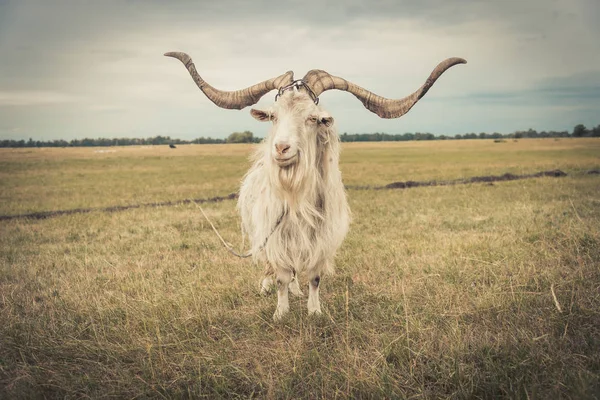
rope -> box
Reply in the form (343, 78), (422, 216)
(195, 203), (252, 258)
(195, 202), (285, 259)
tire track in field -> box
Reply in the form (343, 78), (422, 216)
(346, 169), (568, 190)
(0, 193), (238, 221)
(0, 169), (573, 221)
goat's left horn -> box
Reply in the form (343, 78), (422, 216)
(165, 52), (294, 110)
(301, 57), (466, 119)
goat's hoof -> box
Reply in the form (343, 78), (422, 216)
(308, 307), (322, 316)
(273, 306), (289, 322)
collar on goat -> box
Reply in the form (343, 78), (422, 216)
(275, 80), (320, 105)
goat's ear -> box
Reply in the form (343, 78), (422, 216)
(318, 112), (334, 127)
(317, 112), (334, 143)
(250, 108), (271, 122)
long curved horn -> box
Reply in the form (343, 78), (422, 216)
(165, 52), (294, 110)
(301, 57), (466, 119)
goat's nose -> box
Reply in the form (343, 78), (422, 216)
(275, 143), (291, 155)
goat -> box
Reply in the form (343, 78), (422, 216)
(165, 52), (465, 320)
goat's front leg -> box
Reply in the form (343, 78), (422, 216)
(307, 272), (322, 315)
(273, 269), (292, 321)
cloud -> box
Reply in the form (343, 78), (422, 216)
(0, 91), (80, 106)
(0, 0), (598, 140)
(442, 70), (600, 106)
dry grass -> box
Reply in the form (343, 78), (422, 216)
(1, 139), (599, 398)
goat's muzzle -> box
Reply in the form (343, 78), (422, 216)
(274, 152), (298, 167)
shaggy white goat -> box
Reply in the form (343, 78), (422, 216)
(165, 52), (465, 320)
(240, 89), (349, 319)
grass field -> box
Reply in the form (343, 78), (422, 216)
(1, 138), (599, 398)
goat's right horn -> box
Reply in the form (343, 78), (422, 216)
(165, 52), (294, 110)
(302, 57), (466, 119)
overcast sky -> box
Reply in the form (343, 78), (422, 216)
(0, 0), (598, 140)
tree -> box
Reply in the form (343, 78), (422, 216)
(573, 124), (588, 137)
(525, 128), (538, 138)
(227, 130), (254, 143)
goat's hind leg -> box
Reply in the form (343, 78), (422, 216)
(260, 275), (274, 295)
(288, 270), (303, 297)
(273, 268), (292, 321)
(260, 262), (275, 295)
(260, 263), (302, 297)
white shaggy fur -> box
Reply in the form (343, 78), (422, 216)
(238, 90), (350, 320)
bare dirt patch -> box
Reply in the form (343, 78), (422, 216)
(351, 169), (567, 190)
(0, 170), (569, 221)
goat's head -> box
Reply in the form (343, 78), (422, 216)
(164, 52), (466, 168)
(249, 89), (333, 169)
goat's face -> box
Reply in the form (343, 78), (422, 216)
(251, 91), (333, 169)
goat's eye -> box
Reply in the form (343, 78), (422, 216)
(271, 113), (278, 122)
(307, 116), (318, 124)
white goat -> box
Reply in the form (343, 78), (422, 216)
(165, 52), (465, 320)
(240, 90), (349, 319)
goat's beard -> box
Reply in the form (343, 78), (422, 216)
(269, 149), (313, 206)
(269, 136), (327, 213)
(277, 157), (304, 193)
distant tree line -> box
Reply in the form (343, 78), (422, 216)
(0, 131), (261, 148)
(225, 130), (261, 143)
(340, 124), (600, 142)
(1, 124), (598, 148)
